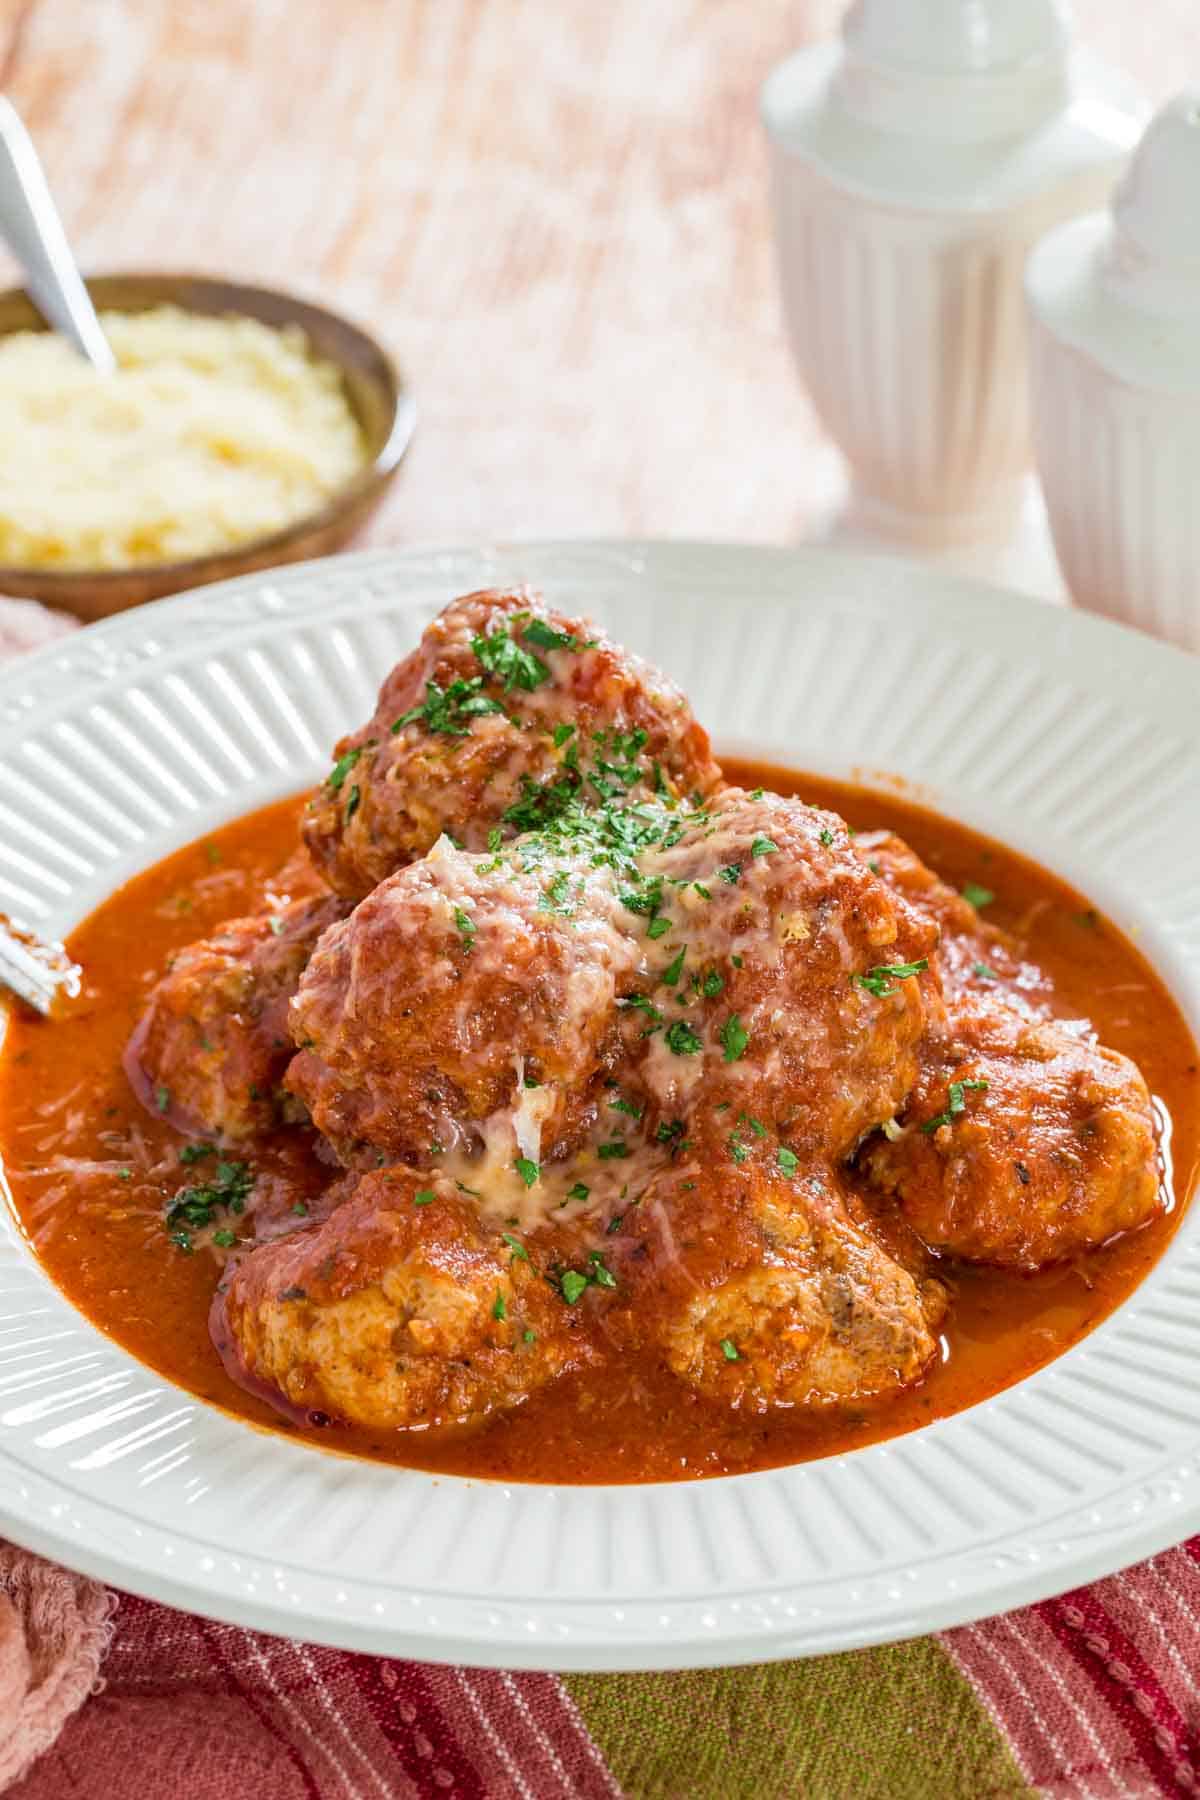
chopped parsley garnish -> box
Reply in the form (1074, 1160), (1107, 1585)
(598, 1140), (630, 1160)
(750, 836), (777, 859)
(619, 994), (664, 1028)
(719, 1014), (749, 1062)
(501, 1232), (529, 1260)
(514, 1156), (540, 1188)
(662, 947), (686, 986)
(164, 1159), (254, 1253)
(392, 676), (506, 737)
(503, 772), (581, 833)
(523, 1328), (537, 1343)
(646, 916), (671, 939)
(588, 1252), (617, 1290)
(553, 721), (576, 748)
(522, 618), (579, 653)
(962, 882), (994, 910)
(718, 863), (742, 885)
(179, 1142), (214, 1165)
(292, 1201), (309, 1216)
(155, 1085), (171, 1114)
(728, 1133), (748, 1164)
(852, 959), (929, 998)
(922, 1078), (989, 1134)
(212, 1229), (237, 1249)
(972, 962), (998, 981)
(665, 1021), (703, 1056)
(720, 1338), (740, 1362)
(453, 906), (476, 950)
(326, 747), (361, 790)
(344, 785), (361, 822)
(819, 827), (834, 847)
(492, 1290), (507, 1321)
(655, 1119), (685, 1145)
(413, 1188), (436, 1206)
(777, 1147), (799, 1177)
(560, 1270), (590, 1305)
(701, 969), (724, 998)
(472, 626), (550, 693)
(567, 1182), (590, 1202)
(610, 1096), (642, 1119)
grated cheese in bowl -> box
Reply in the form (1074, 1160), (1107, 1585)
(0, 305), (367, 570)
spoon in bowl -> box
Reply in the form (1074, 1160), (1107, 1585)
(0, 98), (114, 372)
(0, 101), (102, 1013)
(0, 915), (81, 1018)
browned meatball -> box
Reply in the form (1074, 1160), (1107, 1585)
(302, 587), (722, 899)
(604, 1130), (942, 1411)
(861, 991), (1162, 1269)
(854, 831), (1025, 997)
(620, 791), (941, 1157)
(286, 835), (643, 1169)
(212, 1168), (597, 1431)
(126, 889), (349, 1139)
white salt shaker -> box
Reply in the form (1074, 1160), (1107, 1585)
(1027, 93), (1200, 652)
(761, 1), (1143, 552)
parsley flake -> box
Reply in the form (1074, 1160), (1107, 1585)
(852, 959), (929, 998)
(962, 882), (995, 910)
(720, 1338), (740, 1362)
(514, 1156), (540, 1188)
(777, 1147), (799, 1177)
(472, 627), (550, 693)
(750, 836), (778, 859)
(326, 747), (361, 790)
(719, 1014), (749, 1062)
(665, 1021), (702, 1056)
(922, 1078), (989, 1134)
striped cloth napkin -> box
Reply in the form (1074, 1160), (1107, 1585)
(2, 596), (1197, 1800)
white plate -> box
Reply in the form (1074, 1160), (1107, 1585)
(1, 541), (1199, 1671)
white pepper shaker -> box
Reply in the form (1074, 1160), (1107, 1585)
(761, 0), (1143, 552)
(1026, 93), (1200, 652)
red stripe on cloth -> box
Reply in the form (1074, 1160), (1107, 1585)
(1037, 1589), (1200, 1796)
(183, 1611), (325, 1800)
(194, 1617), (357, 1800)
(345, 1653), (490, 1797)
(946, 1608), (1140, 1798)
(1097, 1551), (1200, 1727)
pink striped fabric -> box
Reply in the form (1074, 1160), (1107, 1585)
(945, 1544), (1200, 1798)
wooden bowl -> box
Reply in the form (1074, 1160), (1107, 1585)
(0, 273), (415, 622)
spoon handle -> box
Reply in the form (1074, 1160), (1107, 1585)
(0, 98), (114, 373)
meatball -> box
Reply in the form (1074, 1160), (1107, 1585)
(302, 587), (722, 899)
(854, 830), (1025, 997)
(212, 1168), (597, 1432)
(861, 991), (1162, 1269)
(127, 889), (349, 1139)
(286, 834), (643, 1169)
(604, 1135), (942, 1410)
(621, 790), (940, 1156)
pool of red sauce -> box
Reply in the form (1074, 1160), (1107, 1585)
(1, 760), (1196, 1485)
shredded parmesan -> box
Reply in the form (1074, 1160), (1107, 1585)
(0, 306), (366, 569)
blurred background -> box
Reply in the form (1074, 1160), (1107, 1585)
(2, 0), (1193, 552)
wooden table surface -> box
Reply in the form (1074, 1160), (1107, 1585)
(0, 0), (1194, 553)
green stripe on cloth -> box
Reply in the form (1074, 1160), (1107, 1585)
(564, 1636), (1032, 1800)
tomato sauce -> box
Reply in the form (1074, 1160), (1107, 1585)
(1, 759), (1196, 1484)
